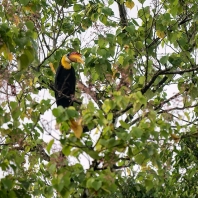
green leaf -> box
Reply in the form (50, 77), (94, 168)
(102, 7), (114, 16)
(2, 177), (14, 190)
(46, 139), (54, 154)
(83, 148), (100, 159)
(108, 0), (114, 6)
(92, 180), (102, 191)
(116, 131), (130, 141)
(131, 127), (143, 138)
(97, 48), (108, 57)
(17, 54), (29, 70)
(134, 154), (146, 165)
(118, 56), (124, 65)
(52, 106), (65, 117)
(119, 120), (130, 129)
(100, 14), (107, 25)
(48, 163), (56, 175)
(20, 181), (31, 190)
(145, 179), (154, 191)
(102, 99), (114, 113)
(193, 12), (198, 21)
(86, 178), (95, 188)
(62, 146), (71, 156)
(91, 13), (99, 22)
(62, 174), (71, 187)
(148, 110), (157, 123)
(160, 56), (168, 65)
(107, 138), (117, 147)
(125, 25), (135, 35)
(194, 106), (198, 117)
(138, 0), (145, 3)
(136, 91), (147, 105)
(81, 18), (92, 30)
(24, 46), (35, 63)
(73, 4), (84, 11)
(132, 18), (139, 26)
(10, 101), (18, 110)
(86, 178), (102, 191)
(66, 107), (78, 118)
(168, 54), (182, 66)
(25, 21), (35, 30)
(16, 46), (35, 71)
(139, 76), (145, 85)
(12, 108), (21, 120)
(98, 37), (108, 47)
(135, 41), (143, 49)
(107, 112), (113, 121)
(20, 0), (30, 5)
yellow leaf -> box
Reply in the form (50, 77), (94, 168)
(81, 23), (88, 30)
(29, 79), (33, 86)
(126, 168), (131, 175)
(13, 15), (20, 26)
(170, 134), (180, 143)
(1, 129), (11, 136)
(27, 108), (33, 119)
(141, 166), (151, 171)
(0, 45), (13, 61)
(94, 127), (100, 134)
(34, 77), (38, 83)
(112, 68), (117, 79)
(8, 53), (13, 62)
(125, 1), (135, 9)
(49, 63), (56, 74)
(24, 6), (33, 13)
(124, 44), (129, 52)
(95, 142), (102, 151)
(70, 118), (83, 139)
(156, 30), (165, 39)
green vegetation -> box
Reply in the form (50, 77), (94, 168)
(0, 0), (198, 197)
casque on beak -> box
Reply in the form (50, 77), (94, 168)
(68, 52), (84, 64)
(76, 56), (84, 64)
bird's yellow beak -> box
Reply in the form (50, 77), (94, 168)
(69, 53), (84, 64)
(76, 56), (84, 64)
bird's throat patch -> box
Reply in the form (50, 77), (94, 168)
(61, 55), (71, 69)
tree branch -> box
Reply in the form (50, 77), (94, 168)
(159, 103), (198, 114)
(115, 0), (128, 28)
(163, 66), (198, 75)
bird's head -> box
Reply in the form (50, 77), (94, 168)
(67, 52), (84, 64)
(61, 52), (84, 69)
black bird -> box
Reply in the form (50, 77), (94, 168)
(54, 52), (84, 107)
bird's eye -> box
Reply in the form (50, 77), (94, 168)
(67, 53), (70, 57)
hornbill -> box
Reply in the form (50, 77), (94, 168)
(54, 52), (84, 108)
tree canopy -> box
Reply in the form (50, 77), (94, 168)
(1, 0), (198, 197)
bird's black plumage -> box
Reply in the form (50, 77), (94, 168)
(54, 60), (76, 108)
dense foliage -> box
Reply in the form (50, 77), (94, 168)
(1, 0), (198, 197)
